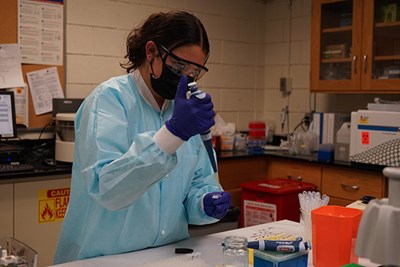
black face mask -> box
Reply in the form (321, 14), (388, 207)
(150, 63), (194, 100)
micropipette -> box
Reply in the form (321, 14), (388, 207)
(247, 237), (311, 253)
(188, 82), (217, 173)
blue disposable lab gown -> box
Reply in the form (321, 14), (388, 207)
(53, 74), (221, 264)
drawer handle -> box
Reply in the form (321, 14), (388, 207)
(287, 175), (302, 181)
(341, 183), (359, 191)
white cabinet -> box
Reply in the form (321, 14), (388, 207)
(0, 184), (13, 237)
(14, 177), (70, 267)
(0, 176), (72, 267)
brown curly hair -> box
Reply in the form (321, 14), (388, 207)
(120, 10), (210, 73)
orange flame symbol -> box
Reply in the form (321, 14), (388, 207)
(41, 203), (54, 220)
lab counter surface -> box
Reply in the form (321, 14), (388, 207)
(218, 150), (384, 172)
(0, 150), (383, 182)
(48, 220), (379, 267)
(0, 161), (72, 183)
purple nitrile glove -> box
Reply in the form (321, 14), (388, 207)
(165, 75), (215, 141)
(203, 192), (231, 219)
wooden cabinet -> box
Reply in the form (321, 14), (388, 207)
(321, 167), (386, 206)
(311, 0), (400, 92)
(266, 158), (322, 190)
(265, 157), (387, 206)
(218, 157), (268, 207)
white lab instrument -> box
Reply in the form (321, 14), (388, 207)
(55, 113), (75, 163)
(0, 237), (37, 267)
(350, 110), (400, 166)
(334, 122), (351, 162)
(356, 167), (400, 265)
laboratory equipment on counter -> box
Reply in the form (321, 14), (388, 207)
(356, 167), (400, 266)
(298, 191), (329, 243)
(311, 205), (362, 267)
(280, 106), (288, 132)
(53, 98), (83, 163)
(0, 91), (27, 164)
(253, 249), (308, 267)
(55, 113), (75, 163)
(246, 237), (311, 253)
(350, 110), (400, 166)
(222, 236), (248, 267)
(0, 237), (37, 267)
(188, 82), (217, 173)
(0, 91), (17, 139)
(247, 121), (267, 153)
(334, 122), (351, 162)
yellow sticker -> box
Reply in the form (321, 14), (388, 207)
(38, 187), (70, 223)
(358, 115), (369, 124)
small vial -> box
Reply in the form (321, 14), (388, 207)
(222, 236), (248, 267)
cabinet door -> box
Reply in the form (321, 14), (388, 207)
(328, 196), (354, 206)
(14, 177), (71, 267)
(311, 0), (363, 91)
(266, 159), (322, 190)
(0, 184), (13, 238)
(361, 0), (400, 91)
(322, 167), (384, 202)
(218, 157), (268, 207)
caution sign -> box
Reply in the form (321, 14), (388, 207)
(243, 200), (277, 227)
(38, 187), (70, 223)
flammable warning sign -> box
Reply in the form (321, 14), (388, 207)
(38, 187), (70, 223)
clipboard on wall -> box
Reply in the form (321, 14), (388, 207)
(0, 0), (65, 129)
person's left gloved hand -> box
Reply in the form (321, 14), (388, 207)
(203, 192), (231, 219)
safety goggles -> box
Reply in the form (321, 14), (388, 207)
(158, 44), (209, 80)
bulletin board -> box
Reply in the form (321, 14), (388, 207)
(0, 0), (65, 129)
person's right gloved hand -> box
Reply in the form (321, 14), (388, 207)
(165, 75), (215, 141)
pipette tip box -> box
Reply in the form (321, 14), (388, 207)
(253, 250), (308, 267)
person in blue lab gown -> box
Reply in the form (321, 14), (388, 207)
(53, 10), (231, 264)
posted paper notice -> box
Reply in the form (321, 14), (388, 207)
(0, 44), (25, 89)
(26, 67), (64, 115)
(18, 0), (64, 65)
(8, 85), (29, 127)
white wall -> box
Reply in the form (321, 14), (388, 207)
(65, 0), (267, 131)
(263, 0), (312, 135)
(65, 0), (400, 135)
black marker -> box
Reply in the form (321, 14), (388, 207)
(175, 248), (194, 254)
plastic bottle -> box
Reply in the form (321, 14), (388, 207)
(222, 236), (249, 267)
(247, 121), (266, 153)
